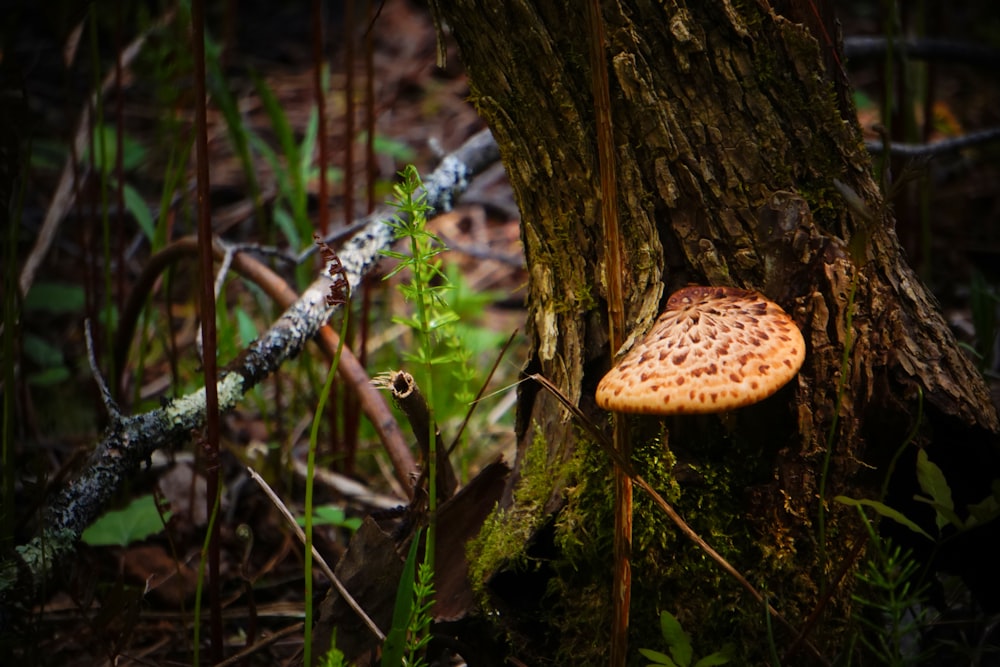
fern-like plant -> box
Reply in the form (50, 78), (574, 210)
(851, 510), (932, 666)
(381, 164), (466, 571)
(379, 164), (476, 665)
(639, 610), (733, 667)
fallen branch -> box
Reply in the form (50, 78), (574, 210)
(0, 129), (502, 608)
(113, 234), (419, 495)
(864, 126), (1000, 158)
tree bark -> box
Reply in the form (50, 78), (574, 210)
(434, 1), (999, 663)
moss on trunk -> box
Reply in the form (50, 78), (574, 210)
(436, 1), (999, 663)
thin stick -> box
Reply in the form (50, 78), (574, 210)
(84, 319), (122, 422)
(190, 0), (224, 658)
(584, 1), (631, 664)
(447, 329), (519, 456)
(213, 621), (305, 667)
(246, 466), (386, 641)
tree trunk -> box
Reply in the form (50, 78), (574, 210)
(433, 1), (999, 663)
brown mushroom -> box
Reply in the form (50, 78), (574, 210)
(595, 286), (805, 415)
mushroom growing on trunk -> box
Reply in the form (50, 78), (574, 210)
(596, 286), (806, 414)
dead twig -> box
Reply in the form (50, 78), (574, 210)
(246, 466), (385, 641)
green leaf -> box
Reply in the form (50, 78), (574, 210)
(659, 611), (693, 667)
(252, 72), (298, 171)
(296, 505), (362, 532)
(273, 207), (301, 249)
(834, 496), (933, 540)
(300, 106), (319, 180)
(913, 495), (966, 531)
(81, 494), (170, 547)
(966, 491), (1000, 529)
(638, 648), (678, 667)
(208, 61), (260, 204)
(320, 628), (347, 667)
(694, 644), (734, 667)
(428, 352), (462, 366)
(122, 182), (155, 241)
(22, 333), (64, 368)
(427, 312), (461, 330)
(84, 125), (148, 174)
(235, 307), (259, 347)
(307, 165), (344, 185)
(853, 90), (875, 110)
(247, 130), (280, 174)
(24, 282), (86, 313)
(915, 449), (954, 530)
(27, 366), (71, 386)
(454, 324), (508, 355)
(357, 131), (416, 161)
(381, 527), (422, 667)
(380, 249), (410, 261)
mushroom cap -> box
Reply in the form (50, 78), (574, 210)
(595, 286), (806, 415)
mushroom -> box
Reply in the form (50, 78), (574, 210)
(595, 286), (805, 415)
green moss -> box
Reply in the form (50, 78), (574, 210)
(466, 428), (579, 596)
(544, 415), (829, 664)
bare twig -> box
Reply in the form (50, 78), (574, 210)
(290, 458), (400, 510)
(843, 35), (1000, 68)
(212, 621), (305, 667)
(84, 319), (122, 422)
(447, 329), (519, 455)
(245, 466), (385, 641)
(865, 126), (1000, 158)
(584, 1), (631, 662)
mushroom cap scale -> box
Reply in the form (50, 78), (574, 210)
(595, 286), (806, 415)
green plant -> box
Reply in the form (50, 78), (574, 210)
(850, 511), (931, 666)
(383, 190), (477, 411)
(302, 239), (352, 667)
(968, 268), (999, 371)
(836, 449), (1000, 543)
(378, 165), (488, 665)
(295, 504), (362, 533)
(380, 165), (458, 570)
(319, 629), (348, 667)
(638, 610), (733, 667)
(382, 529), (435, 667)
(404, 561), (436, 666)
(81, 494), (172, 547)
(248, 74), (342, 280)
(20, 330), (72, 387)
(837, 449), (1000, 664)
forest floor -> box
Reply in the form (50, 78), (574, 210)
(6, 1), (1000, 666)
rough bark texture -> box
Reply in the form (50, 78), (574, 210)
(435, 1), (999, 664)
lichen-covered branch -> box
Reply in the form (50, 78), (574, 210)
(0, 129), (501, 606)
